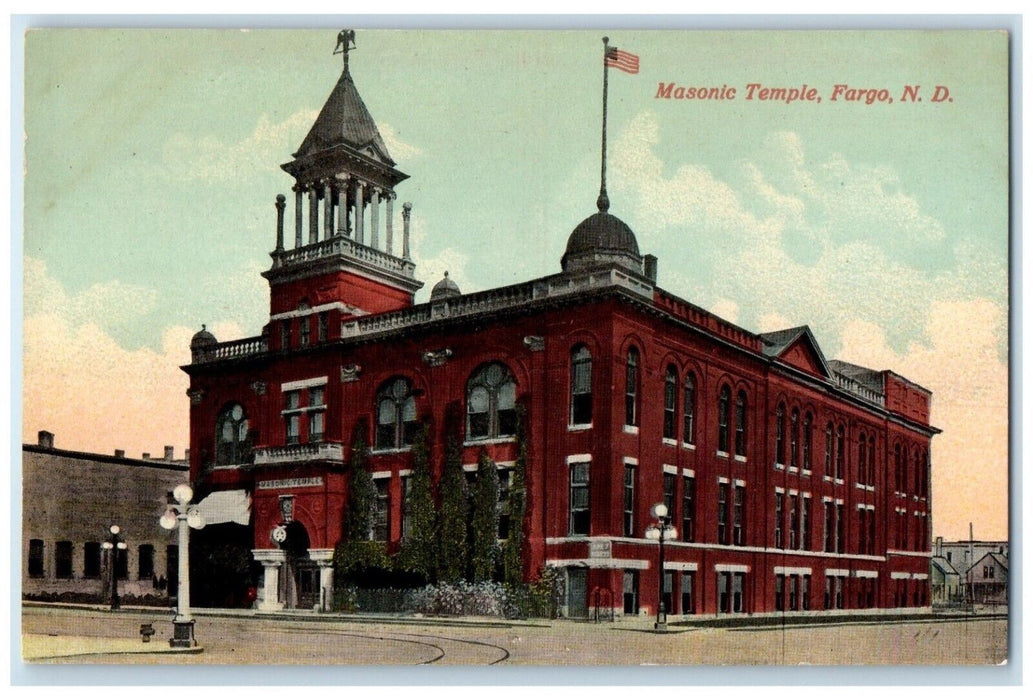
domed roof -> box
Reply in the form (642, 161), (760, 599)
(561, 210), (643, 274)
(430, 271), (461, 301)
(190, 324), (218, 351)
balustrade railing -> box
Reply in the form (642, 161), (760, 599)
(253, 441), (344, 465)
(191, 336), (268, 364)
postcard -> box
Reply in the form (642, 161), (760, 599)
(19, 27), (1010, 670)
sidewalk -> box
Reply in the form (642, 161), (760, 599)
(22, 633), (203, 661)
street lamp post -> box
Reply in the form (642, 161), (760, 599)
(160, 483), (206, 648)
(645, 502), (677, 632)
(101, 525), (128, 610)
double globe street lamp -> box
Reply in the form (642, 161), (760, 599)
(160, 483), (206, 648)
(101, 525), (128, 610)
(645, 502), (677, 632)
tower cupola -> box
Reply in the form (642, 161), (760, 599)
(263, 30), (423, 321)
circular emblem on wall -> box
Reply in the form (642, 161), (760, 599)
(271, 525), (288, 544)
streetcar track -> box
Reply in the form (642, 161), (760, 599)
(277, 624), (511, 664)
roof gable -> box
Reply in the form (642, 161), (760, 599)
(759, 325), (832, 378)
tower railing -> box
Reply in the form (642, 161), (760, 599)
(271, 235), (417, 278)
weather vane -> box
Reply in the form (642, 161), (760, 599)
(334, 30), (357, 70)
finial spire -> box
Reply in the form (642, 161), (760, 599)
(334, 29), (357, 72)
(598, 36), (611, 213)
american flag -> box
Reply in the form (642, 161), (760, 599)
(605, 47), (639, 74)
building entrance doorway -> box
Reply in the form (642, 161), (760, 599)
(283, 521), (311, 610)
(567, 568), (588, 618)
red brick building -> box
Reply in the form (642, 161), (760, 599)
(185, 35), (938, 617)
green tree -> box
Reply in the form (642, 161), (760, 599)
(334, 420), (389, 581)
(470, 449), (500, 582)
(437, 403), (469, 583)
(396, 421), (437, 582)
(502, 401), (528, 586)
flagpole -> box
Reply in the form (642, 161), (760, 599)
(598, 36), (610, 213)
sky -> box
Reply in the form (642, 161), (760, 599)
(21, 28), (1009, 541)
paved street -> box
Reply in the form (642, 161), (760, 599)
(21, 604), (1008, 666)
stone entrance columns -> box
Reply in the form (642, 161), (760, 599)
(252, 548), (286, 611)
(308, 548), (335, 612)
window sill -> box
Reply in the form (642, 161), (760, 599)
(774, 463), (785, 470)
(662, 437), (677, 446)
(834, 479), (844, 485)
(682, 442), (696, 451)
(823, 476), (832, 482)
(623, 425), (639, 435)
(716, 451), (729, 459)
(801, 470), (812, 477)
(568, 423), (593, 432)
(734, 455), (747, 463)
(371, 446), (412, 455)
(464, 437), (517, 447)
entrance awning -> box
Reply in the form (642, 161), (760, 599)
(195, 489), (252, 526)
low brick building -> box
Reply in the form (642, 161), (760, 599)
(22, 431), (189, 601)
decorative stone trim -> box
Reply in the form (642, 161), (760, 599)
(522, 335), (545, 351)
(421, 348), (453, 367)
(187, 389), (204, 405)
(340, 364), (362, 382)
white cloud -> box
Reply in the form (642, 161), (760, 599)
(379, 122), (423, 162)
(162, 110), (319, 182)
(21, 257), (245, 457)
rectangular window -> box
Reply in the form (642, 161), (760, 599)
(138, 544), (154, 580)
(663, 473), (676, 521)
(28, 539), (44, 578)
(115, 547), (129, 579)
(775, 574), (785, 611)
(718, 572), (729, 614)
(683, 377), (695, 444)
(733, 484), (746, 546)
(858, 509), (868, 554)
(824, 502), (833, 553)
(789, 494), (799, 549)
(623, 464), (635, 537)
(663, 372), (677, 439)
(802, 496), (812, 551)
(84, 542), (101, 578)
(774, 493), (784, 548)
(680, 572), (695, 614)
(569, 463), (590, 536)
(318, 312), (329, 342)
(802, 574), (811, 610)
(789, 575), (799, 611)
(280, 320), (291, 349)
(682, 476), (696, 542)
(55, 541), (73, 579)
(836, 503), (845, 553)
(717, 482), (729, 545)
(373, 479), (389, 541)
(299, 316), (310, 346)
(662, 571), (674, 615)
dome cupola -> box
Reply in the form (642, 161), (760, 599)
(430, 271), (462, 301)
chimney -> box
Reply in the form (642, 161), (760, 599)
(142, 452), (151, 460)
(935, 536), (943, 557)
(164, 446), (175, 461)
(184, 448), (190, 462)
(643, 254), (658, 284)
(114, 449), (125, 459)
(37, 431), (54, 449)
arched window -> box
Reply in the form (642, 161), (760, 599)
(835, 425), (845, 480)
(625, 347), (639, 427)
(858, 431), (867, 484)
(789, 408), (800, 467)
(376, 377), (418, 449)
(467, 363), (517, 440)
(570, 346), (593, 425)
(775, 404), (786, 465)
(215, 403), (251, 466)
(802, 412), (813, 470)
(717, 385), (731, 453)
(683, 373), (696, 445)
(735, 391), (747, 457)
(663, 365), (678, 439)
